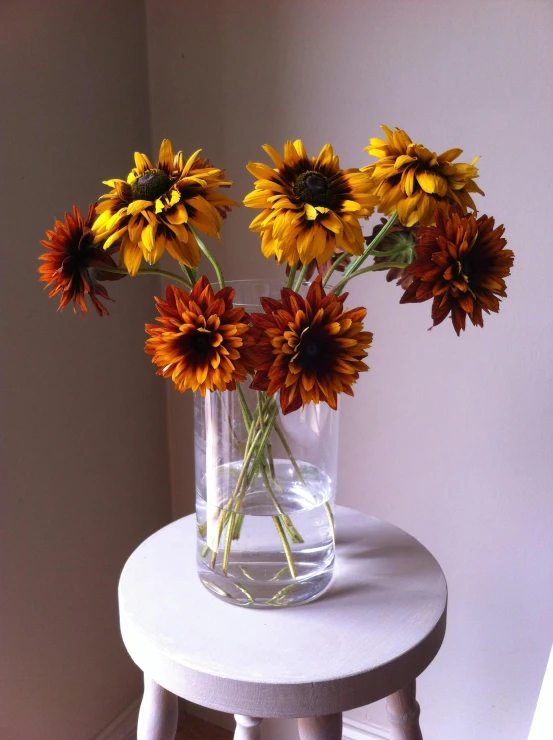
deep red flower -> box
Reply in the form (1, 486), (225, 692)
(38, 204), (123, 316)
(251, 277), (372, 414)
(401, 210), (513, 334)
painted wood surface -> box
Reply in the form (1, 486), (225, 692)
(386, 682), (422, 740)
(233, 715), (263, 739)
(297, 713), (343, 740)
(119, 506), (447, 718)
(137, 676), (178, 740)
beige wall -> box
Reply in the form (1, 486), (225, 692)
(146, 1), (553, 738)
(0, 2), (171, 739)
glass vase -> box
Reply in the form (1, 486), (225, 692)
(194, 280), (338, 608)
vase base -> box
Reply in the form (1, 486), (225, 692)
(197, 560), (334, 608)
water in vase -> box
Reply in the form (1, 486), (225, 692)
(196, 458), (335, 607)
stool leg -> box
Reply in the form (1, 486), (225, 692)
(386, 680), (423, 740)
(137, 675), (178, 740)
(297, 713), (343, 740)
(234, 715), (263, 739)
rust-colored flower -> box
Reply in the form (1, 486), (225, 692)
(145, 276), (258, 395)
(251, 277), (372, 414)
(363, 125), (484, 227)
(369, 218), (417, 289)
(93, 139), (238, 275)
(38, 204), (123, 316)
(401, 210), (513, 335)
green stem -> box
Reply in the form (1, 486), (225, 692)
(343, 212), (399, 279)
(322, 252), (350, 288)
(209, 418), (263, 567)
(98, 265), (192, 287)
(222, 512), (237, 575)
(245, 403), (280, 484)
(180, 263), (198, 284)
(257, 393), (275, 477)
(368, 247), (410, 258)
(324, 501), (335, 536)
(274, 422), (306, 486)
(272, 516), (297, 579)
(236, 385), (254, 427)
(286, 262), (299, 288)
(334, 261), (408, 296)
(189, 225), (225, 288)
(293, 262), (310, 292)
(232, 513), (245, 540)
(240, 387), (302, 543)
(260, 465), (304, 544)
(210, 386), (305, 572)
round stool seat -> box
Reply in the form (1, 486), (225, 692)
(119, 506), (447, 720)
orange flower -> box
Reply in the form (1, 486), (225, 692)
(251, 277), (372, 414)
(38, 204), (123, 316)
(145, 276), (258, 395)
(401, 210), (513, 334)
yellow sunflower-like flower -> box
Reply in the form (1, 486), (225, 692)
(244, 140), (378, 267)
(92, 139), (238, 275)
(363, 126), (484, 227)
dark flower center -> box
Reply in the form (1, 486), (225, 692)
(192, 331), (212, 353)
(296, 326), (331, 373)
(294, 170), (330, 207)
(131, 168), (171, 201)
(303, 339), (319, 359)
(460, 260), (471, 278)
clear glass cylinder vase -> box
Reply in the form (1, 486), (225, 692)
(194, 280), (338, 608)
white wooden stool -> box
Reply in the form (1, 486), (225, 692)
(118, 506), (447, 740)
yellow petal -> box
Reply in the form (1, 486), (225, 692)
(395, 155), (417, 170)
(244, 190), (271, 208)
(121, 238), (143, 276)
(246, 161), (281, 181)
(127, 199), (153, 216)
(262, 144), (284, 168)
(293, 139), (308, 159)
(320, 210), (343, 234)
(134, 152), (152, 174)
(165, 230), (200, 268)
(141, 222), (157, 252)
(304, 203), (318, 220)
(438, 148), (463, 162)
(165, 203), (188, 225)
(182, 149), (202, 175)
(127, 215), (144, 242)
(103, 226), (128, 250)
(403, 167), (416, 197)
(158, 139), (174, 170)
(415, 170), (447, 196)
(314, 143), (334, 170)
(341, 200), (362, 212)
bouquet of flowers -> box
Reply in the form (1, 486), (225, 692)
(39, 127), (513, 607)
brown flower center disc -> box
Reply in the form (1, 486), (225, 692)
(131, 168), (171, 201)
(294, 170), (330, 207)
